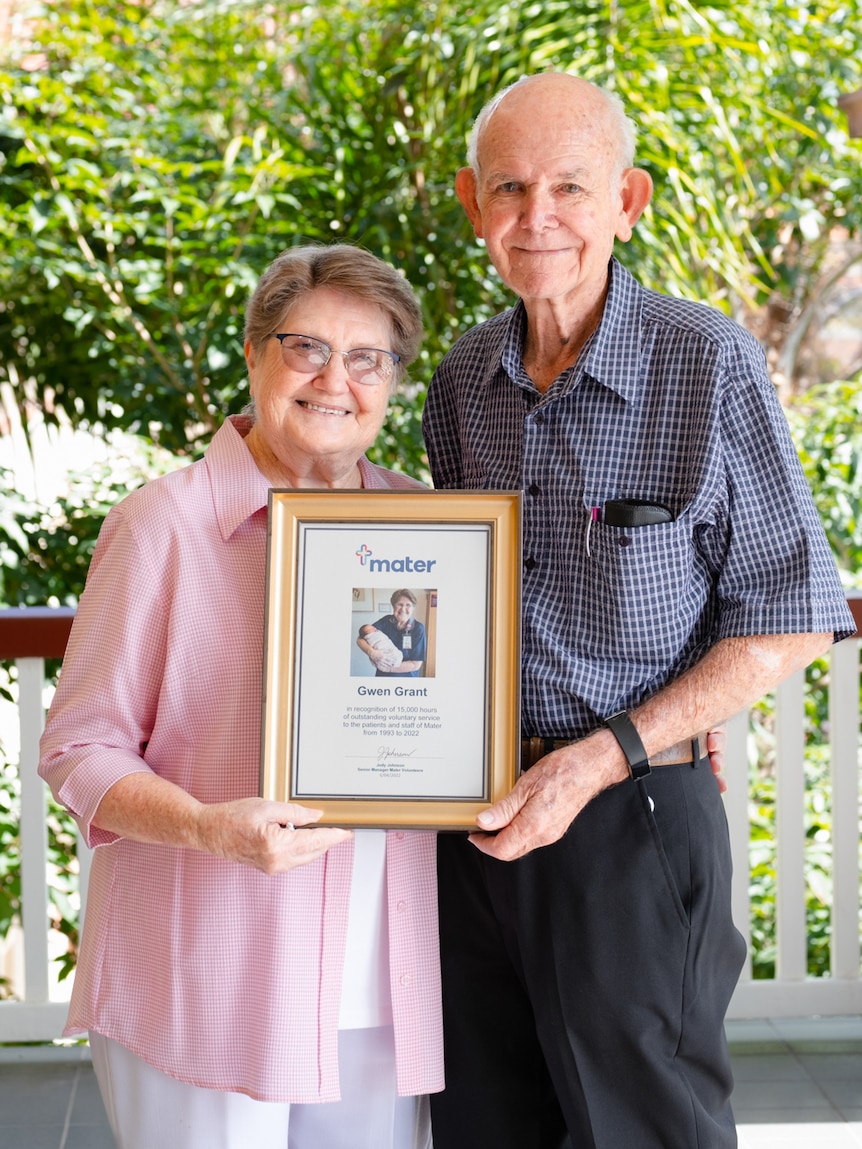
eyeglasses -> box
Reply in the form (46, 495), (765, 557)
(271, 333), (400, 386)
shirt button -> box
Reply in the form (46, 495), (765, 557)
(618, 536), (632, 548)
(524, 556), (537, 570)
(528, 484), (541, 497)
(394, 831), (405, 841)
(534, 412), (545, 425)
(400, 973), (411, 987)
(397, 900), (407, 912)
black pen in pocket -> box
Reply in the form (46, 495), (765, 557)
(603, 499), (674, 527)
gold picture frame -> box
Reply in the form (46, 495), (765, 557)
(260, 489), (522, 829)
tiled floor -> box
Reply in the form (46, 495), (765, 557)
(727, 1016), (862, 1149)
(1, 1017), (861, 1148)
(0, 1041), (112, 1149)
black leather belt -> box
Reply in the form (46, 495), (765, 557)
(520, 733), (708, 772)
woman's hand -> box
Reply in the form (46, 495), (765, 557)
(196, 798), (352, 873)
(359, 639), (398, 670)
(92, 773), (351, 873)
(374, 652), (403, 671)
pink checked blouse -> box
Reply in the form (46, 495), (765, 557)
(39, 415), (444, 1103)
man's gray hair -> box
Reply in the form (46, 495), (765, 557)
(466, 74), (637, 183)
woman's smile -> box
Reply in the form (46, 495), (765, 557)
(298, 399), (350, 416)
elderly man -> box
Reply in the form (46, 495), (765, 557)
(422, 72), (854, 1149)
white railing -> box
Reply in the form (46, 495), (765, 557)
(0, 608), (83, 1040)
(725, 627), (862, 1018)
(0, 605), (860, 1040)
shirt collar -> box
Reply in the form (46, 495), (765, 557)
(357, 456), (395, 489)
(499, 258), (644, 401)
(205, 414), (272, 541)
(500, 304), (532, 388)
(582, 258), (644, 401)
(205, 414), (386, 539)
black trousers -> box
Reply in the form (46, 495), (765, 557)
(431, 758), (747, 1149)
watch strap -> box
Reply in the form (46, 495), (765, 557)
(603, 711), (651, 779)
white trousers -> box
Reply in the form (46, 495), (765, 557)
(90, 1028), (432, 1149)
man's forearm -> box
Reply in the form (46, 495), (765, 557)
(471, 630), (835, 859)
(629, 631), (833, 759)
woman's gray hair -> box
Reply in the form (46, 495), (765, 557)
(243, 244), (424, 379)
(466, 74), (637, 185)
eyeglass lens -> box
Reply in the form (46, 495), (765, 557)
(275, 334), (397, 385)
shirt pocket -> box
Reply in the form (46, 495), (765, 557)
(458, 466), (488, 491)
(582, 516), (705, 662)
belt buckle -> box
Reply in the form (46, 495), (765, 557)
(521, 736), (568, 771)
(525, 737), (545, 770)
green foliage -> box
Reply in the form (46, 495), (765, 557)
(1, 0), (318, 454)
(1, 447), (175, 607)
(786, 377), (862, 583)
(0, 755), (82, 994)
(0, 754), (21, 949)
(44, 780), (81, 983)
(1, 0), (860, 471)
(746, 662), (850, 981)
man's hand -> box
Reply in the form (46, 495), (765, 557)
(707, 726), (727, 793)
(472, 632), (831, 862)
(469, 732), (628, 861)
(470, 725), (727, 861)
(196, 798), (352, 873)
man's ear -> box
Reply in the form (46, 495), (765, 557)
(455, 167), (484, 238)
(615, 167), (653, 242)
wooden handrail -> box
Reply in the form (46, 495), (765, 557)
(848, 594), (862, 634)
(0, 607), (76, 658)
(0, 597), (857, 661)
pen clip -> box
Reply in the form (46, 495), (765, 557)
(586, 506), (601, 557)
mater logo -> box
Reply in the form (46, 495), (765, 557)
(354, 543), (437, 573)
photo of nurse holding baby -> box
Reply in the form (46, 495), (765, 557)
(351, 587), (435, 678)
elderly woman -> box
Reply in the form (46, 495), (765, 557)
(38, 245), (441, 1149)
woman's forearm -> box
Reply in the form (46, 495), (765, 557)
(92, 771), (208, 848)
(92, 771), (352, 873)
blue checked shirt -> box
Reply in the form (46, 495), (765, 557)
(422, 258), (855, 740)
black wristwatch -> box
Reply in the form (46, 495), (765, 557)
(603, 711), (651, 779)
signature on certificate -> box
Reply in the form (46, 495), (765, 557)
(377, 746), (418, 764)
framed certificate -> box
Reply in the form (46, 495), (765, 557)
(260, 489), (522, 829)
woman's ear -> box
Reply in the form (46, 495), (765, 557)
(244, 338), (257, 394)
